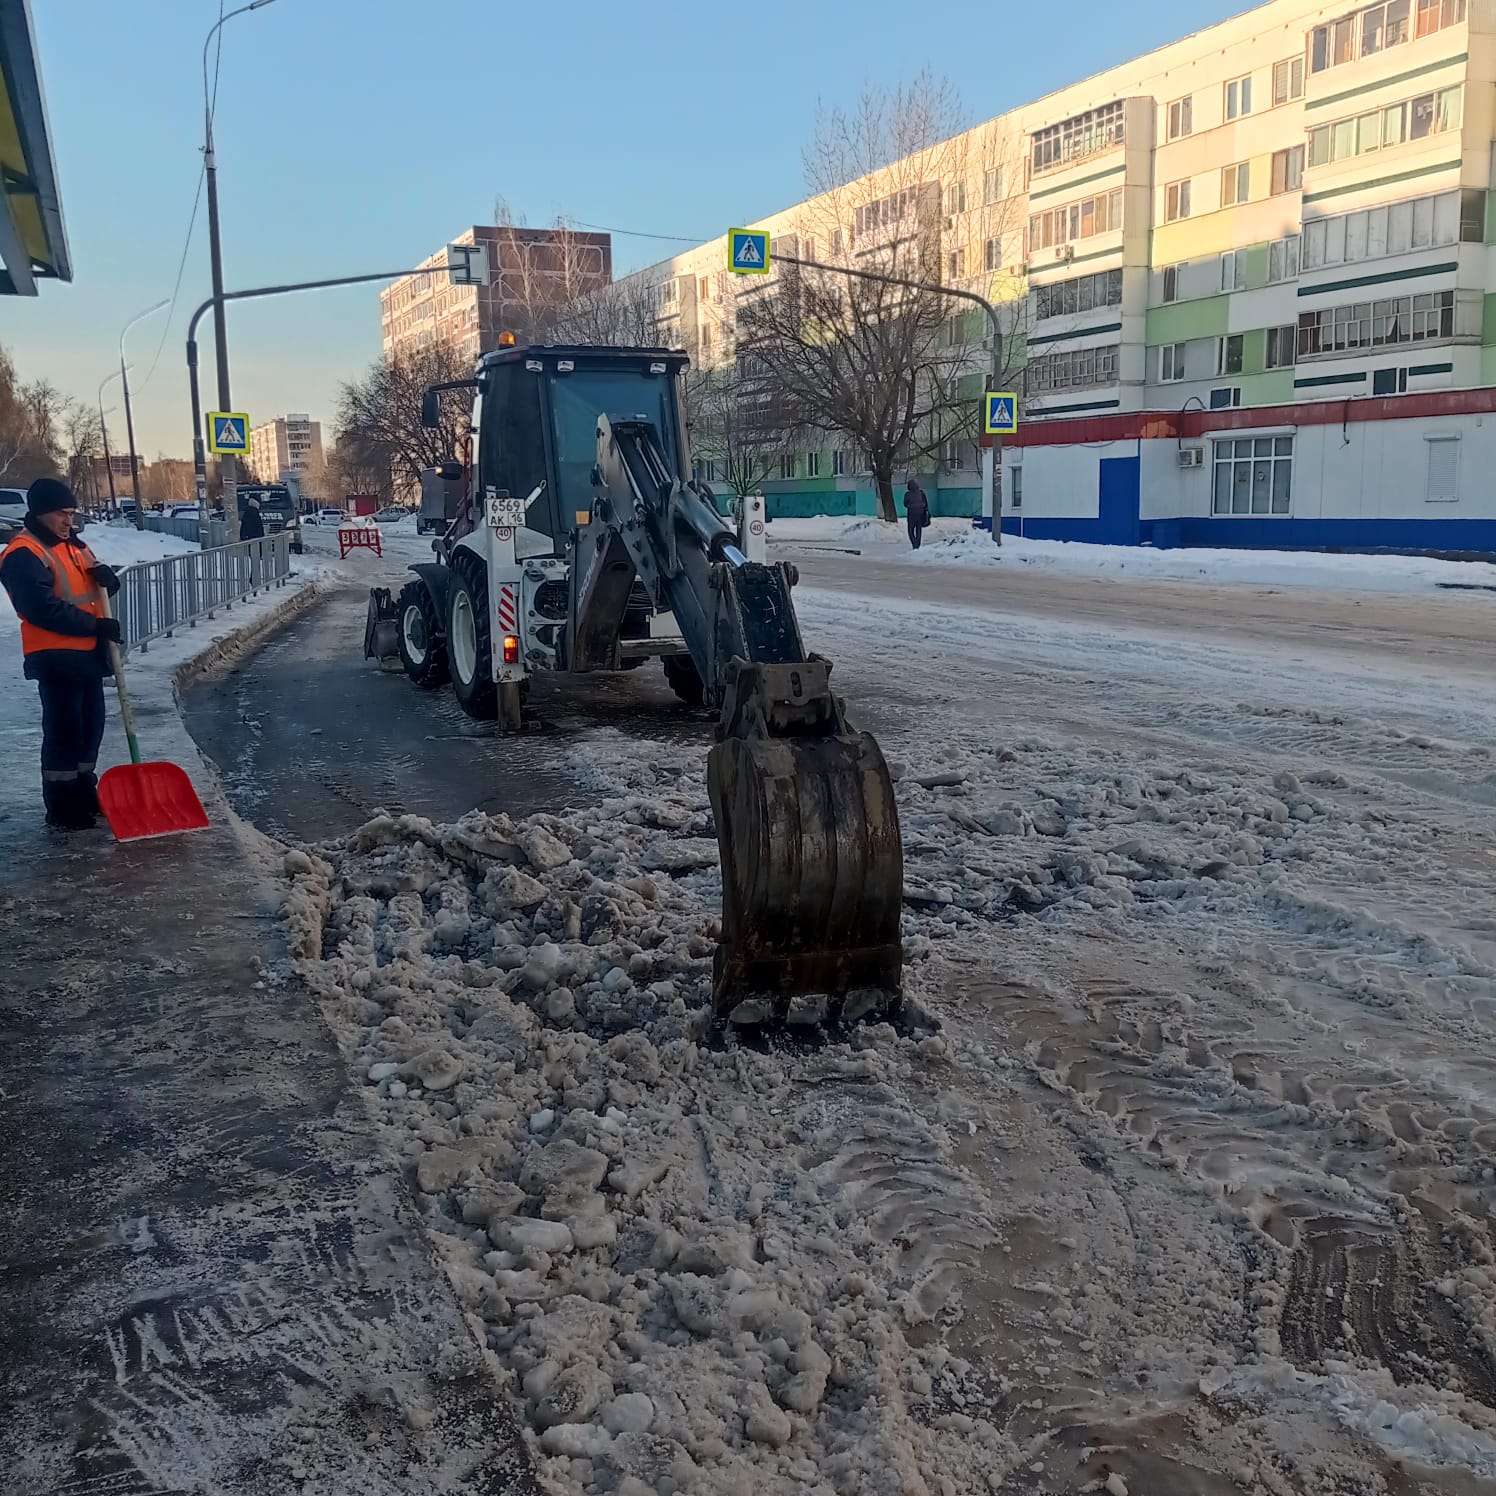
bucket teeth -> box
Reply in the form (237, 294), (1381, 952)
(707, 730), (903, 1024)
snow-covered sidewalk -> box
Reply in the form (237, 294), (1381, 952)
(770, 514), (1496, 596)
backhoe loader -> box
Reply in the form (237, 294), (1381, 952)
(366, 344), (902, 1023)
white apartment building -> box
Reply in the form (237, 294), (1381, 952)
(249, 413), (324, 486)
(610, 0), (1496, 549)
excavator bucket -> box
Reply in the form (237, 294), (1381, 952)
(707, 660), (904, 1025)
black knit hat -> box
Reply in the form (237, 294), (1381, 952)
(27, 477), (76, 515)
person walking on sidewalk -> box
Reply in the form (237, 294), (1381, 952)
(0, 478), (122, 830)
(904, 478), (931, 549)
(239, 496), (264, 540)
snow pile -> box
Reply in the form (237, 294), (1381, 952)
(771, 515), (1496, 595)
(284, 743), (1020, 1495)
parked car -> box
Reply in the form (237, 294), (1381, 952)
(168, 503), (201, 520)
(304, 507), (348, 527)
(372, 507), (410, 524)
(0, 487), (27, 526)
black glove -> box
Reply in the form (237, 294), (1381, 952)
(95, 617), (122, 646)
(88, 563), (121, 595)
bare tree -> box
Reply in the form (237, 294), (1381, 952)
(61, 398), (102, 504)
(0, 349), (62, 486)
(328, 429), (396, 505)
(336, 342), (472, 497)
(738, 72), (1028, 522)
(551, 272), (665, 347)
(688, 363), (796, 498)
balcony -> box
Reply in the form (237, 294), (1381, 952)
(1030, 101), (1126, 178)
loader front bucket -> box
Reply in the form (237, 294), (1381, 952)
(707, 708), (904, 1026)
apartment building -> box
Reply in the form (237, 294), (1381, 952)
(249, 414), (323, 485)
(380, 225), (612, 363)
(607, 0), (1496, 548)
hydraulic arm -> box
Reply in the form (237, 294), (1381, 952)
(581, 415), (904, 1022)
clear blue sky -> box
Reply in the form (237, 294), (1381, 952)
(6, 0), (1246, 458)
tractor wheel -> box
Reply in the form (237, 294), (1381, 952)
(663, 653), (705, 708)
(447, 561), (497, 719)
(396, 579), (447, 688)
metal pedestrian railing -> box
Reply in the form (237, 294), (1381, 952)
(118, 531), (294, 655)
(140, 514), (230, 547)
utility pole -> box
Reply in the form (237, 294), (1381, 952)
(97, 370), (124, 515)
(118, 301), (167, 532)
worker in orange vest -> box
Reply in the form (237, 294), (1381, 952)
(0, 479), (122, 829)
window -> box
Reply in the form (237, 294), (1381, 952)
(1296, 288), (1455, 355)
(1308, 86), (1461, 166)
(984, 237), (1002, 272)
(1034, 267), (1123, 319)
(1026, 343), (1121, 393)
(832, 449), (847, 477)
(984, 166), (1004, 203)
(1268, 233), (1301, 282)
(1373, 366), (1409, 393)
(701, 324), (713, 353)
(1213, 436), (1293, 514)
(1271, 145), (1304, 195)
(1225, 76), (1254, 120)
(1273, 56), (1306, 105)
(1303, 188), (1472, 269)
(1168, 97), (1193, 140)
(947, 248), (965, 279)
(1222, 162), (1250, 207)
(1009, 464), (1023, 510)
(947, 182), (967, 216)
(854, 187), (922, 236)
(1313, 0), (1462, 73)
(1031, 100), (1126, 171)
(697, 458), (718, 483)
(1266, 324), (1298, 367)
(831, 229), (844, 257)
(1162, 264), (1181, 302)
(1217, 334), (1245, 375)
(1159, 343), (1187, 381)
(1165, 179), (1192, 222)
(1220, 250), (1246, 291)
(1027, 188), (1124, 250)
(1426, 435), (1460, 499)
(806, 451), (820, 478)
(1209, 386), (1243, 409)
(699, 277), (710, 301)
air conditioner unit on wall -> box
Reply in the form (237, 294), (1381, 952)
(1177, 446), (1204, 469)
(1054, 245), (1075, 262)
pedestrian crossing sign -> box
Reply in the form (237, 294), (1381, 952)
(984, 392), (1018, 435)
(208, 411), (250, 454)
(728, 228), (770, 275)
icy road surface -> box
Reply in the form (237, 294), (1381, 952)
(206, 549), (1496, 1495)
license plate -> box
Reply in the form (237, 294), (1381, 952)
(486, 493), (526, 528)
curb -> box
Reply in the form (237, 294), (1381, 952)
(171, 574), (330, 696)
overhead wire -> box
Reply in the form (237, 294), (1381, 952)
(135, 0), (225, 393)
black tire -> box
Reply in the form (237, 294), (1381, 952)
(396, 578), (447, 688)
(663, 653), (705, 707)
(447, 559), (497, 719)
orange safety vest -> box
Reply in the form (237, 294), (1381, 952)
(1, 529), (106, 656)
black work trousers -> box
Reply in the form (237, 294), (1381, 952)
(37, 669), (106, 808)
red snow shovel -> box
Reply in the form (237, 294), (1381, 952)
(97, 598), (210, 841)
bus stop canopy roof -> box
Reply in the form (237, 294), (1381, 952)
(0, 0), (69, 295)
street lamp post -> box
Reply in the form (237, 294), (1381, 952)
(119, 300), (169, 532)
(202, 0), (279, 542)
